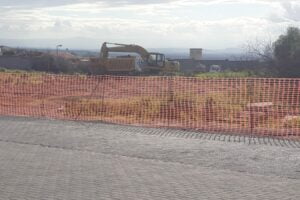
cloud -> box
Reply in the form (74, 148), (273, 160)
(267, 1), (300, 24)
(0, 0), (178, 8)
(268, 13), (288, 23)
(281, 1), (300, 21)
(0, 0), (299, 48)
(0, 0), (295, 9)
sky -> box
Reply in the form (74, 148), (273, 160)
(0, 0), (300, 49)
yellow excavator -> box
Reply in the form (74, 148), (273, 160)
(95, 42), (180, 75)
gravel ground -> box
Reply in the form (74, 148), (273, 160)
(0, 116), (300, 199)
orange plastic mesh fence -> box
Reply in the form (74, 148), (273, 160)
(0, 72), (299, 139)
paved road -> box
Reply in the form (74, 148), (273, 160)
(0, 116), (300, 200)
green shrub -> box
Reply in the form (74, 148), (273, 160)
(195, 71), (257, 79)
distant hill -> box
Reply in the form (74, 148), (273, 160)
(0, 38), (245, 60)
(70, 48), (245, 60)
(148, 48), (244, 60)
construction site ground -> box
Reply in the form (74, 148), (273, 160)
(0, 116), (300, 200)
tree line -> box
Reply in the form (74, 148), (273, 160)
(250, 26), (300, 78)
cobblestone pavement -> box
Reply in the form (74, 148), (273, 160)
(0, 116), (300, 200)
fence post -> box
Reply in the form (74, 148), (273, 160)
(167, 76), (174, 128)
(247, 79), (255, 135)
(100, 75), (106, 121)
(41, 74), (46, 117)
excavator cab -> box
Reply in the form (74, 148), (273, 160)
(148, 53), (165, 68)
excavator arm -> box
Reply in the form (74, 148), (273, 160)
(100, 42), (150, 61)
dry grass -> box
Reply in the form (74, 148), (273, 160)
(63, 92), (247, 124)
(0, 72), (44, 85)
(284, 116), (300, 128)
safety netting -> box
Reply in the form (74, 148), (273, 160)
(0, 72), (299, 140)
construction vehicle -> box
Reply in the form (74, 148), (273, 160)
(95, 42), (180, 75)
